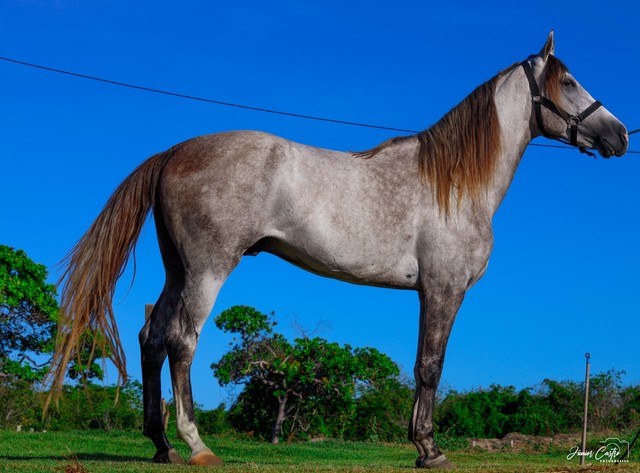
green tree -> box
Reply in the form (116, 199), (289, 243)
(346, 376), (414, 442)
(0, 245), (58, 381)
(226, 379), (280, 439)
(45, 380), (143, 431)
(195, 403), (230, 435)
(211, 305), (399, 443)
(589, 369), (625, 430)
(0, 245), (105, 384)
(540, 378), (583, 432)
(620, 384), (640, 430)
(433, 373), (632, 438)
(435, 385), (519, 438)
(0, 377), (43, 429)
(508, 386), (557, 436)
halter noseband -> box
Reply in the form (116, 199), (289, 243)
(521, 59), (602, 156)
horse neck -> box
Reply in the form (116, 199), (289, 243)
(486, 66), (534, 214)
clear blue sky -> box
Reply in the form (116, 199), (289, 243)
(2, 1), (639, 409)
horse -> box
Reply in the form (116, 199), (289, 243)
(48, 31), (628, 468)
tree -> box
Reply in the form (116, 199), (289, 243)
(0, 245), (105, 383)
(435, 384), (519, 438)
(0, 245), (59, 381)
(346, 376), (414, 442)
(211, 305), (399, 443)
(44, 380), (143, 431)
(433, 371), (634, 438)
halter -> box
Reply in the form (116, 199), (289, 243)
(521, 59), (602, 157)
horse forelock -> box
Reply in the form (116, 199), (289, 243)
(356, 64), (517, 214)
(541, 55), (569, 105)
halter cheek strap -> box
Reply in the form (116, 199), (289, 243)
(521, 60), (602, 156)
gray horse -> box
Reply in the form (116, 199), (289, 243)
(49, 32), (628, 468)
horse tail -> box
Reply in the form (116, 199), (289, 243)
(45, 148), (175, 411)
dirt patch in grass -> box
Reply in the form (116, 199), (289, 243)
(467, 432), (582, 454)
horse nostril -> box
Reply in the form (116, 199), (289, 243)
(615, 126), (629, 156)
(621, 128), (629, 149)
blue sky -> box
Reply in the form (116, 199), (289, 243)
(2, 1), (639, 409)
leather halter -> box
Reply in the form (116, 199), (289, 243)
(521, 59), (602, 156)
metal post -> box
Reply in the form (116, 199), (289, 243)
(580, 353), (591, 465)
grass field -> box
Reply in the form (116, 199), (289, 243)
(1, 430), (639, 472)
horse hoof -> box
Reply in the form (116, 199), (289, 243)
(152, 447), (185, 464)
(416, 454), (455, 469)
(188, 449), (224, 466)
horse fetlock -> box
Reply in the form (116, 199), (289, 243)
(152, 448), (185, 464)
(412, 433), (445, 468)
(415, 454), (455, 469)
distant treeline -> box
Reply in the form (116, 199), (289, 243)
(2, 369), (639, 442)
(436, 370), (640, 438)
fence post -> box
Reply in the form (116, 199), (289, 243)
(145, 304), (154, 321)
(580, 353), (591, 465)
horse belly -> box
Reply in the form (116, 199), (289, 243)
(253, 232), (420, 290)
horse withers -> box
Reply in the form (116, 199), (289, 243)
(49, 31), (627, 468)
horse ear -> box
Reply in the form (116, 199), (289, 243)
(539, 30), (555, 60)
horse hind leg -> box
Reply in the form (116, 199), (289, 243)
(166, 269), (230, 466)
(139, 291), (184, 464)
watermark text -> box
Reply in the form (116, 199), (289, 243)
(567, 438), (629, 463)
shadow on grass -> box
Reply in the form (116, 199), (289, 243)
(1, 453), (150, 462)
(75, 453), (151, 462)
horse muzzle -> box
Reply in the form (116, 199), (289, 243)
(593, 125), (628, 158)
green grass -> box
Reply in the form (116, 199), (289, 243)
(1, 430), (639, 472)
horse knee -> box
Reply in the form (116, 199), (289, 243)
(140, 327), (167, 361)
(411, 423), (434, 443)
(414, 355), (445, 387)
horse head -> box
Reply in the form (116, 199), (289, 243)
(523, 31), (628, 158)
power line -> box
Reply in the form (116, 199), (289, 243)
(1, 55), (638, 154)
(0, 55), (415, 134)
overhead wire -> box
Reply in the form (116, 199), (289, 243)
(0, 55), (416, 134)
(1, 55), (638, 154)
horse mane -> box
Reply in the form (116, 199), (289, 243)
(355, 63), (519, 214)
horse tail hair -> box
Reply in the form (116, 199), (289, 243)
(44, 148), (175, 413)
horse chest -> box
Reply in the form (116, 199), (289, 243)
(415, 215), (494, 289)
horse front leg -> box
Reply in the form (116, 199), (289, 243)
(411, 286), (465, 469)
(139, 296), (184, 464)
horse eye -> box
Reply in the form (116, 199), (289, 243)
(563, 78), (576, 88)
